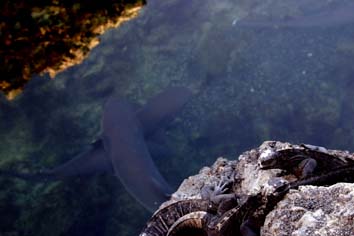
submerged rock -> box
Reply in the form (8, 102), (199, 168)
(140, 141), (354, 236)
(1, 0), (145, 99)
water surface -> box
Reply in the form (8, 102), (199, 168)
(1, 0), (354, 235)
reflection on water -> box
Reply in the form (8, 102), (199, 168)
(1, 0), (354, 235)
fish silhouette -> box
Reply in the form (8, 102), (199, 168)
(1, 86), (193, 212)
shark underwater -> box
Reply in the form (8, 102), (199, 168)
(0, 86), (193, 212)
(236, 2), (354, 29)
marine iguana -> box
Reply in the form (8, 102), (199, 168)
(139, 178), (240, 236)
(201, 164), (354, 236)
(0, 86), (193, 212)
(140, 143), (354, 236)
(258, 143), (354, 178)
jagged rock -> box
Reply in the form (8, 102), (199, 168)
(140, 141), (354, 236)
(262, 183), (354, 236)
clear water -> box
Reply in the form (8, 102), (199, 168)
(1, 0), (354, 235)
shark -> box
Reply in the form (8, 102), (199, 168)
(0, 86), (193, 212)
(237, 2), (354, 28)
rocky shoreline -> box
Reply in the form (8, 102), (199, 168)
(141, 141), (354, 236)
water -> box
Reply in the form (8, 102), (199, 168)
(1, 0), (354, 235)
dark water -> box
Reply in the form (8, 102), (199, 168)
(1, 0), (354, 235)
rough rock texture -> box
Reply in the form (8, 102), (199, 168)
(262, 183), (354, 236)
(1, 0), (145, 99)
(147, 141), (354, 236)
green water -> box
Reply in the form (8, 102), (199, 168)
(1, 0), (354, 235)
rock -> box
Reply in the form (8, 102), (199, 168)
(262, 183), (354, 236)
(140, 141), (354, 236)
(1, 0), (146, 99)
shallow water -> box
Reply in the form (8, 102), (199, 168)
(1, 0), (354, 235)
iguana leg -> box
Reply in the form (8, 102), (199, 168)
(294, 156), (317, 178)
(201, 178), (228, 199)
(201, 177), (238, 215)
(201, 177), (234, 204)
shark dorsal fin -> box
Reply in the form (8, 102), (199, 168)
(137, 87), (193, 137)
